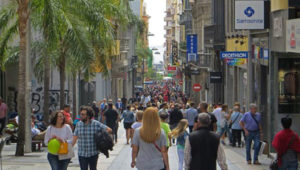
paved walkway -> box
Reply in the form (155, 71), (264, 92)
(2, 125), (274, 170)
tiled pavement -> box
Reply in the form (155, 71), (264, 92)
(2, 125), (278, 170)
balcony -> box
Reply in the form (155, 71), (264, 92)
(164, 25), (172, 30)
(179, 10), (192, 25)
(164, 16), (173, 21)
(164, 34), (173, 39)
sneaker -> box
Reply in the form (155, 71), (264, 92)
(247, 160), (251, 164)
(253, 161), (261, 165)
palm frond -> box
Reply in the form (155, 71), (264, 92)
(0, 20), (19, 68)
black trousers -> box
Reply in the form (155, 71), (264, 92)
(0, 117), (6, 134)
(189, 126), (193, 133)
(231, 129), (242, 146)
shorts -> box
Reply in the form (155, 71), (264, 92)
(124, 122), (133, 129)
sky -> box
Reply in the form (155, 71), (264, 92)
(144, 0), (166, 64)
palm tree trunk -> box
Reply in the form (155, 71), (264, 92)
(72, 72), (77, 120)
(16, 0), (30, 156)
(59, 54), (66, 109)
(43, 55), (50, 122)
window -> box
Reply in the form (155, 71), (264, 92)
(278, 58), (300, 114)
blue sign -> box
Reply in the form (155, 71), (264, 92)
(220, 51), (248, 59)
(244, 7), (255, 17)
(186, 34), (198, 62)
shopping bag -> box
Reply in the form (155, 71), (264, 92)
(258, 141), (266, 155)
(58, 142), (68, 154)
(59, 143), (74, 160)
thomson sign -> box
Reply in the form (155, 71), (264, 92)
(235, 1), (266, 30)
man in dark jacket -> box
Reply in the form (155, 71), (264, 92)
(184, 113), (228, 170)
(169, 103), (183, 130)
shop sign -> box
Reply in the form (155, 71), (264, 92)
(210, 72), (222, 83)
(187, 34), (198, 62)
(220, 51), (248, 59)
(286, 19), (300, 53)
(235, 1), (265, 30)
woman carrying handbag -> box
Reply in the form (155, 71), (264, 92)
(131, 107), (170, 170)
(44, 110), (73, 170)
(271, 117), (300, 170)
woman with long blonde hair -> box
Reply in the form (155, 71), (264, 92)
(131, 107), (170, 170)
(171, 119), (189, 170)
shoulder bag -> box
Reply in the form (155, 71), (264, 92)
(270, 135), (296, 170)
(153, 142), (166, 170)
(229, 113), (240, 129)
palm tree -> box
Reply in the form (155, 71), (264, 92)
(0, 0), (139, 155)
(0, 0), (30, 156)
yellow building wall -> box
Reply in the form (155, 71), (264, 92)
(271, 0), (288, 12)
(226, 37), (249, 52)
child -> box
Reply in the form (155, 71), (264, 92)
(160, 112), (172, 149)
(172, 119), (189, 170)
(131, 111), (143, 132)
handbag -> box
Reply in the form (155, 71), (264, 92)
(153, 142), (166, 170)
(58, 143), (75, 160)
(270, 135), (296, 170)
(58, 142), (68, 154)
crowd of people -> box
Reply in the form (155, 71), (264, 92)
(0, 79), (299, 170)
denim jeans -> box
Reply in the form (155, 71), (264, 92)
(177, 147), (184, 170)
(245, 131), (260, 161)
(278, 159), (298, 170)
(47, 153), (70, 170)
(218, 124), (232, 144)
(79, 154), (99, 170)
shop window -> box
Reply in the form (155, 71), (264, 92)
(278, 58), (300, 114)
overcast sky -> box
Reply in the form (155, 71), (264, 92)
(144, 0), (166, 64)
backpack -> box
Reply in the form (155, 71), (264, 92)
(94, 129), (114, 158)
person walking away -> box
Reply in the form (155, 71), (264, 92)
(0, 97), (7, 135)
(195, 102), (217, 132)
(131, 111), (143, 133)
(239, 103), (263, 165)
(180, 104), (187, 118)
(184, 113), (228, 170)
(72, 106), (112, 170)
(103, 101), (119, 143)
(230, 106), (243, 147)
(122, 105), (135, 144)
(92, 101), (100, 121)
(131, 107), (170, 170)
(171, 119), (189, 170)
(169, 104), (183, 130)
(44, 110), (73, 170)
(185, 102), (198, 133)
(115, 98), (123, 114)
(212, 103), (223, 132)
(99, 98), (108, 122)
(215, 105), (228, 145)
(160, 113), (172, 149)
(272, 116), (300, 170)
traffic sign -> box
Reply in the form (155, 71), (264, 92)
(193, 84), (202, 92)
(167, 66), (177, 71)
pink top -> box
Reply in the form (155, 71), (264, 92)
(0, 103), (7, 119)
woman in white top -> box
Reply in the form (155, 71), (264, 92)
(44, 110), (73, 170)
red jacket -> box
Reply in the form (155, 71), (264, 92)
(272, 129), (300, 166)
